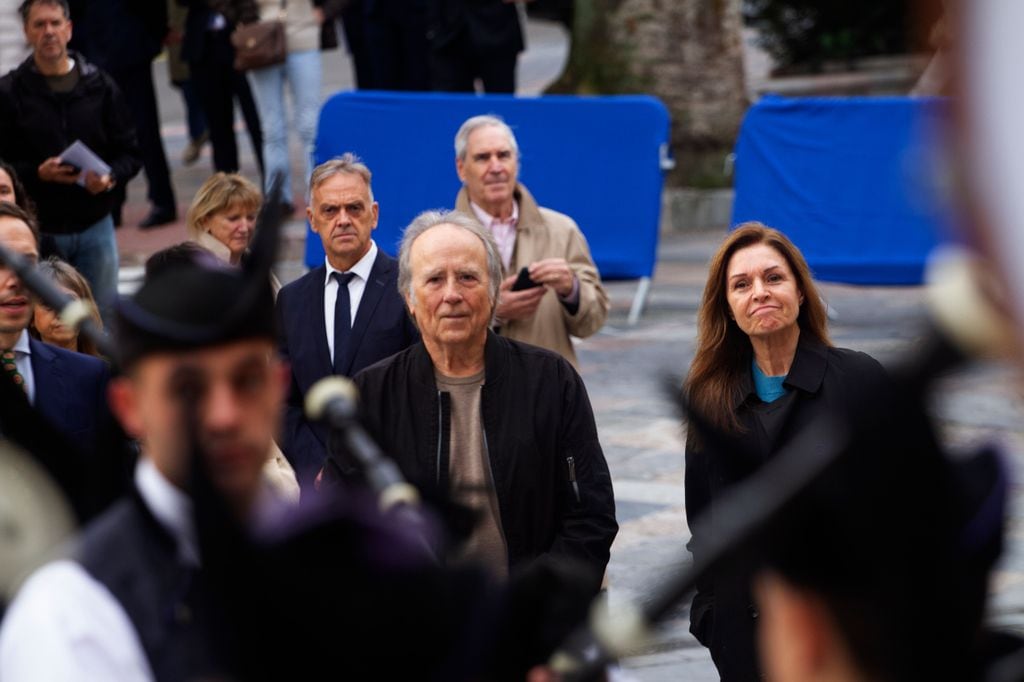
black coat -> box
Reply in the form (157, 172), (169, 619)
(426, 0), (523, 56)
(352, 332), (617, 592)
(684, 336), (888, 681)
(0, 53), (142, 234)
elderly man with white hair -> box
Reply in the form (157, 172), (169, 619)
(453, 114), (609, 369)
(349, 209), (617, 593)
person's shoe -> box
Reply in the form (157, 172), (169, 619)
(182, 131), (209, 166)
(138, 207), (177, 229)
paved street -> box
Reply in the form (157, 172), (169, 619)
(114, 17), (1024, 680)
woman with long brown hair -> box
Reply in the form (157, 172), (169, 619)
(684, 222), (888, 681)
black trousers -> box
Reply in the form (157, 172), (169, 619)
(341, 0), (373, 89)
(190, 30), (264, 176)
(431, 50), (517, 93)
(364, 0), (431, 90)
(107, 61), (176, 213)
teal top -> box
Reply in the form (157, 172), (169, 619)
(752, 359), (788, 403)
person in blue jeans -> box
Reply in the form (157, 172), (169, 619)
(0, 0), (142, 323)
(212, 0), (325, 216)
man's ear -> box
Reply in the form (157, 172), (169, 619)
(108, 376), (143, 439)
(455, 156), (466, 184)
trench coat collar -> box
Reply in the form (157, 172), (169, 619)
(455, 182), (545, 237)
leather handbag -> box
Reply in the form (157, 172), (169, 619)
(231, 0), (288, 72)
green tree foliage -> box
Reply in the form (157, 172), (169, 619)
(744, 0), (909, 71)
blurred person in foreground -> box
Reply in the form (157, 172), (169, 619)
(684, 222), (889, 681)
(30, 255), (103, 357)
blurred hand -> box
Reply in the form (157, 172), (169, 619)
(83, 171), (114, 195)
(38, 157), (81, 184)
(312, 7), (325, 24)
(496, 273), (546, 323)
(529, 258), (576, 298)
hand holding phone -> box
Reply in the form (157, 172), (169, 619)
(510, 266), (542, 292)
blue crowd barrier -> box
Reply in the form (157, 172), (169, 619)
(309, 92), (670, 317)
(732, 96), (951, 285)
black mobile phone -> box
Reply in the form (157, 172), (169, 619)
(510, 266), (542, 292)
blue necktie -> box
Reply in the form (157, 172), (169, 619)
(332, 271), (356, 373)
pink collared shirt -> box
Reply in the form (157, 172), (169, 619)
(469, 200), (518, 271)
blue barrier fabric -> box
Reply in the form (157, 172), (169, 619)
(309, 91), (669, 280)
(732, 96), (950, 285)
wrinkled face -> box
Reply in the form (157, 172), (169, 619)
(24, 2), (71, 65)
(308, 173), (378, 270)
(0, 217), (38, 343)
(0, 168), (16, 205)
(456, 125), (518, 216)
(406, 224), (493, 350)
(204, 202), (257, 261)
(110, 339), (286, 503)
(32, 284), (77, 348)
(725, 243), (804, 340)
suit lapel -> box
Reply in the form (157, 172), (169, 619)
(29, 338), (65, 425)
(340, 251), (390, 376)
(308, 266), (334, 375)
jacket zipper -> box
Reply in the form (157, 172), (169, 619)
(567, 455), (581, 504)
(435, 390), (443, 485)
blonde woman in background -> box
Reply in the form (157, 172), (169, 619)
(186, 172), (282, 292)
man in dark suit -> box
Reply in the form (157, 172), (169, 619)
(0, 202), (128, 521)
(275, 154), (418, 487)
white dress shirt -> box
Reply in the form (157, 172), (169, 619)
(323, 240), (378, 362)
(0, 460), (196, 682)
(8, 329), (35, 405)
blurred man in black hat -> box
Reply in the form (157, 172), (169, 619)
(0, 243), (284, 679)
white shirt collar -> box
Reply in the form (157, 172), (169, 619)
(12, 329), (31, 355)
(324, 240), (378, 286)
(469, 199), (519, 226)
(134, 458), (199, 566)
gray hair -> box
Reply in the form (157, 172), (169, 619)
(308, 153), (374, 203)
(398, 210), (502, 314)
(454, 115), (519, 162)
(19, 0), (70, 22)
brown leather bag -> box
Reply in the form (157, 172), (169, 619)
(230, 1), (288, 72)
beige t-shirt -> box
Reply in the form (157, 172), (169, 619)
(435, 369), (508, 580)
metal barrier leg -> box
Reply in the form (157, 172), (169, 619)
(627, 276), (652, 326)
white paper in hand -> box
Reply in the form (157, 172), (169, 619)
(59, 140), (111, 187)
